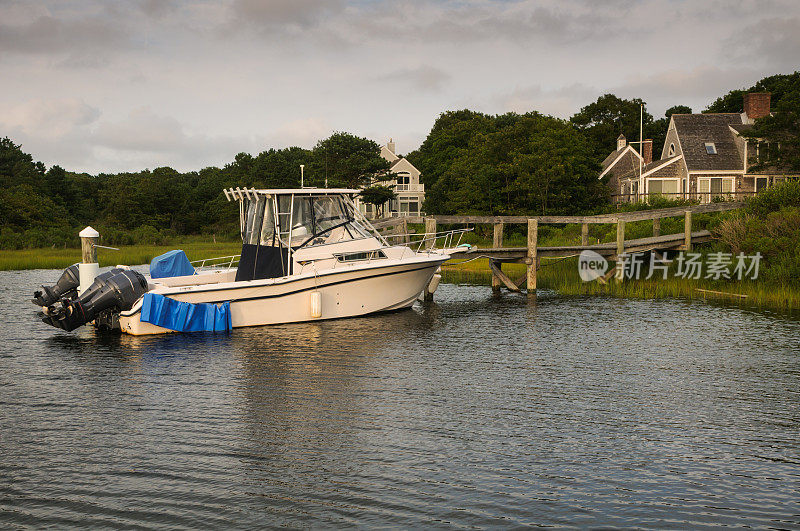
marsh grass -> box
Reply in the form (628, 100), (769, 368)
(0, 240), (242, 271)
(442, 256), (800, 312)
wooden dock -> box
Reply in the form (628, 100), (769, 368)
(372, 202), (745, 297)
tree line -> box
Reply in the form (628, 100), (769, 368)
(1, 71), (797, 249)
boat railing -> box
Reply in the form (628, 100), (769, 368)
(191, 255), (240, 272)
(387, 228), (472, 257)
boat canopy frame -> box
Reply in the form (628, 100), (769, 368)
(224, 188), (389, 278)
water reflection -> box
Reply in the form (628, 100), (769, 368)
(2, 271), (800, 527)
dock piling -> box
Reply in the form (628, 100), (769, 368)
(492, 222), (504, 292)
(684, 211), (692, 251)
(616, 219), (625, 260)
(425, 217), (437, 250)
(527, 219), (538, 295)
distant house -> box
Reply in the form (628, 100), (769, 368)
(360, 139), (425, 218)
(601, 93), (798, 203)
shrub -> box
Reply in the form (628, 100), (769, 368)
(746, 180), (800, 217)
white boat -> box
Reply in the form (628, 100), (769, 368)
(33, 188), (450, 335)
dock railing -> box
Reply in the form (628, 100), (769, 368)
(372, 201), (747, 295)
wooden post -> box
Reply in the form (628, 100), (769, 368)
(81, 234), (98, 264)
(424, 217), (437, 250)
(402, 217), (409, 244)
(614, 219), (626, 282)
(652, 218), (660, 237)
(527, 218), (538, 295)
(581, 223), (589, 246)
(684, 210), (692, 251)
(78, 226), (100, 295)
(492, 222), (504, 291)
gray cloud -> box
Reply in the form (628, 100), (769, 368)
(724, 17), (800, 69)
(225, 0), (345, 34)
(0, 13), (132, 55)
(0, 0), (798, 174)
(492, 83), (599, 118)
(376, 66), (451, 92)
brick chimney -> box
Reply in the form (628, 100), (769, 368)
(387, 138), (396, 155)
(743, 92), (770, 121)
(642, 139), (653, 164)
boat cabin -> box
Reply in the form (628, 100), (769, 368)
(224, 188), (388, 281)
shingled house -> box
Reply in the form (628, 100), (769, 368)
(601, 93), (798, 203)
(360, 139), (425, 218)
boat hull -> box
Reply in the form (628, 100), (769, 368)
(118, 258), (444, 335)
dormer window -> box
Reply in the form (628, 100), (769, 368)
(668, 143), (675, 156)
(705, 143), (717, 155)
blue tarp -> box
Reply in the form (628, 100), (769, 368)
(150, 250), (195, 279)
(140, 293), (232, 332)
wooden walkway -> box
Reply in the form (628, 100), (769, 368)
(452, 230), (712, 259)
(372, 202), (745, 297)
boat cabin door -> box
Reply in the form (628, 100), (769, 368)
(235, 195), (289, 281)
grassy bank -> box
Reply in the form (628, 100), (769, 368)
(0, 239), (241, 271)
(442, 257), (800, 312)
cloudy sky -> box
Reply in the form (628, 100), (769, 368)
(1, 0), (798, 174)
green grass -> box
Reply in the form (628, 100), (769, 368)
(0, 240), (242, 271)
(442, 257), (800, 312)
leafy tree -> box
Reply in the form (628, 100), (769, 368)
(309, 132), (390, 189)
(706, 72), (800, 171)
(570, 94), (655, 159)
(0, 137), (45, 189)
(360, 185), (397, 218)
(423, 112), (605, 215)
(407, 110), (496, 192)
(665, 105), (692, 117)
(705, 71), (800, 113)
(744, 90), (800, 171)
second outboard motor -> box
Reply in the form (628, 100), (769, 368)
(39, 269), (149, 332)
(32, 264), (80, 306)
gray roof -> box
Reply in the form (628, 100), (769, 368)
(729, 123), (752, 134)
(618, 155), (682, 181)
(601, 146), (640, 174)
(601, 147), (625, 169)
(672, 113), (744, 171)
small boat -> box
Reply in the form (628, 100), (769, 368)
(32, 188), (450, 335)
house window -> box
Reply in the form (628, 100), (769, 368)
(698, 177), (733, 202)
(755, 176), (769, 192)
(398, 199), (419, 215)
(668, 143), (675, 156)
(648, 179), (678, 197)
(705, 143), (717, 155)
(396, 172), (411, 190)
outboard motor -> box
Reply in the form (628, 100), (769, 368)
(37, 268), (149, 332)
(32, 264), (80, 306)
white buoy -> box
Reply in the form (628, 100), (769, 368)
(78, 226), (100, 295)
(310, 291), (322, 318)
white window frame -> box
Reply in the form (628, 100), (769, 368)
(647, 178), (680, 198)
(705, 142), (717, 155)
(698, 177), (734, 203)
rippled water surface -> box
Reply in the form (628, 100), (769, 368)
(2, 269), (800, 528)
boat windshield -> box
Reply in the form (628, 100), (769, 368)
(243, 194), (375, 250)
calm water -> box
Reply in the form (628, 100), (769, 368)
(1, 269), (799, 528)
